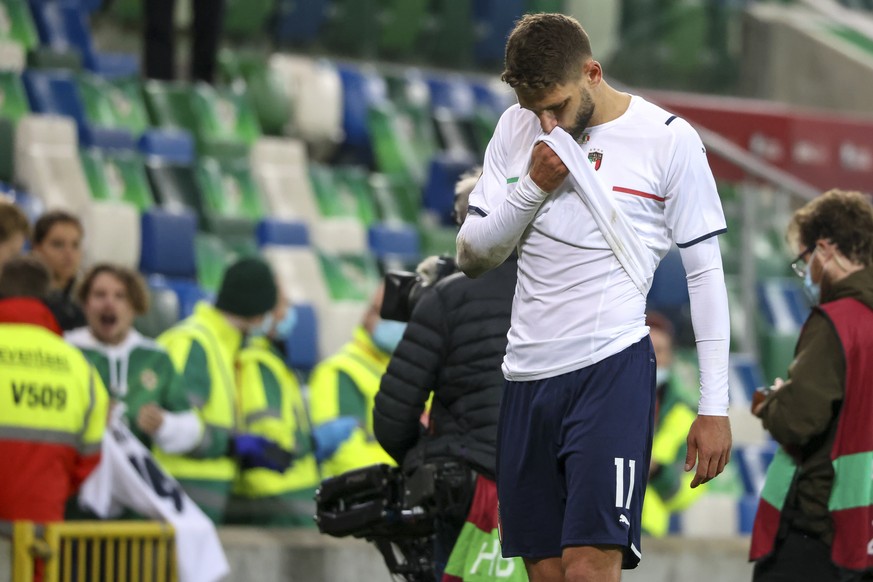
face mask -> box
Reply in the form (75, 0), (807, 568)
(273, 308), (298, 340)
(803, 267), (821, 305)
(372, 320), (406, 354)
(655, 367), (671, 387)
(249, 312), (274, 338)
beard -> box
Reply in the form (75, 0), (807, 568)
(567, 89), (595, 140)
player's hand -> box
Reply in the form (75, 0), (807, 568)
(685, 415), (732, 488)
(137, 403), (165, 436)
(529, 142), (569, 193)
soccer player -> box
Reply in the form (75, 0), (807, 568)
(456, 13), (732, 582)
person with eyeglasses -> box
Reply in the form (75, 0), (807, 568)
(750, 189), (873, 582)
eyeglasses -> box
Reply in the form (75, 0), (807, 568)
(790, 245), (815, 278)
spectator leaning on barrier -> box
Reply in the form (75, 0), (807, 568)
(229, 287), (321, 527)
(374, 167), (522, 581)
(308, 285), (402, 478)
(31, 210), (86, 331)
(750, 189), (873, 582)
(0, 200), (29, 272)
(66, 264), (202, 454)
(642, 311), (703, 538)
(153, 257), (291, 523)
(0, 257), (109, 523)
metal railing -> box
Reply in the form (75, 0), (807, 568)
(10, 520), (176, 582)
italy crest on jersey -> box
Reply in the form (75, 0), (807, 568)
(588, 150), (603, 171)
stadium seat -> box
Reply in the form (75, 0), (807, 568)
(29, 1), (138, 78)
(419, 223), (458, 257)
(377, 0), (429, 58)
(14, 114), (91, 213)
(77, 74), (149, 137)
(337, 64), (388, 164)
(7, 187), (44, 223)
(318, 252), (381, 302)
(146, 160), (205, 220)
(757, 277), (808, 381)
(196, 156), (264, 222)
(471, 78), (515, 119)
(424, 0), (474, 67)
(369, 172), (419, 224)
(0, 71), (30, 182)
(368, 222), (421, 266)
(267, 55), (342, 151)
(22, 70), (136, 151)
(322, 0), (379, 57)
(135, 275), (180, 338)
(727, 352), (769, 446)
(427, 74), (480, 159)
(422, 152), (477, 225)
(261, 244), (331, 310)
(319, 300), (369, 362)
(194, 233), (239, 294)
(738, 493), (759, 535)
(218, 51), (291, 137)
(368, 102), (431, 186)
(224, 0), (272, 37)
(166, 278), (212, 319)
(0, 0), (39, 52)
(143, 80), (198, 135)
(139, 207), (198, 278)
(81, 199), (140, 268)
(80, 148), (153, 211)
(250, 137), (321, 221)
(472, 0), (524, 66)
(734, 441), (778, 496)
(273, 0), (331, 46)
(189, 83), (261, 158)
(317, 165), (386, 226)
(310, 217), (367, 256)
(255, 218), (310, 247)
(0, 40), (25, 72)
(284, 303), (319, 375)
(138, 129), (196, 166)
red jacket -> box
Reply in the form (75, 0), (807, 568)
(0, 298), (107, 523)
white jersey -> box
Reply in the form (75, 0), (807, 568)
(469, 96), (727, 381)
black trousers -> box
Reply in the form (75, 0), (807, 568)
(753, 529), (873, 582)
(143, 0), (226, 83)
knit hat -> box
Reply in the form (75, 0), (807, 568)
(215, 258), (277, 317)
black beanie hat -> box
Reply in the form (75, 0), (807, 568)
(215, 257), (277, 317)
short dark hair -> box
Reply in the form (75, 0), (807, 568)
(76, 263), (151, 315)
(502, 13), (593, 90)
(33, 210), (82, 246)
(788, 189), (873, 266)
(0, 256), (51, 298)
(0, 201), (30, 243)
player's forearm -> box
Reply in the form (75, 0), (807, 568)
(457, 174), (548, 277)
(680, 238), (731, 415)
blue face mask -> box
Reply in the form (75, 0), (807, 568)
(249, 313), (274, 338)
(273, 308), (298, 340)
(371, 320), (407, 354)
(804, 267), (821, 305)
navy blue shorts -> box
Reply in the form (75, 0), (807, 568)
(496, 338), (656, 568)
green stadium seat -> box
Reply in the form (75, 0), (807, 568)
(0, 0), (40, 51)
(318, 252), (381, 302)
(27, 47), (82, 72)
(224, 0), (273, 37)
(145, 161), (203, 216)
(526, 0), (565, 12)
(189, 83), (261, 157)
(78, 74), (149, 136)
(0, 71), (29, 182)
(81, 148), (154, 211)
(424, 0), (474, 68)
(368, 102), (431, 186)
(309, 163), (379, 225)
(323, 0), (379, 57)
(377, 0), (429, 58)
(369, 173), (420, 225)
(143, 80), (198, 134)
(419, 223), (458, 257)
(195, 233), (236, 293)
(218, 50), (291, 136)
(196, 156), (265, 221)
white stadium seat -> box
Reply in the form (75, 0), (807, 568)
(81, 200), (141, 269)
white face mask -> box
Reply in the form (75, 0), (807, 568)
(655, 367), (671, 387)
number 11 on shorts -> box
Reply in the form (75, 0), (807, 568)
(614, 457), (636, 510)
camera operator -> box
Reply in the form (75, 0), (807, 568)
(374, 168), (519, 581)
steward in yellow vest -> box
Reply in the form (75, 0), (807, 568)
(154, 258), (290, 523)
(230, 292), (320, 526)
(308, 287), (403, 478)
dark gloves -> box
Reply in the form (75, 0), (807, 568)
(229, 434), (294, 472)
(312, 417), (359, 463)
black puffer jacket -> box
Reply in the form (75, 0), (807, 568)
(373, 255), (516, 479)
